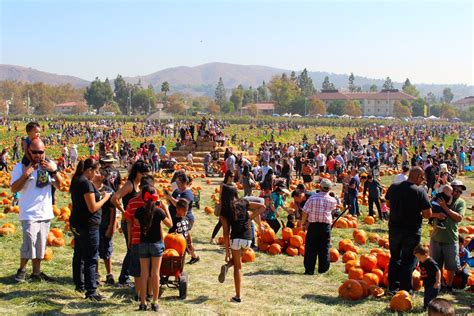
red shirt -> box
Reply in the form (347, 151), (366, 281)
(326, 159), (336, 171)
(124, 195), (144, 245)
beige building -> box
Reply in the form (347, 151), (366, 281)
(452, 96), (474, 112)
(313, 89), (416, 116)
(241, 102), (275, 115)
(54, 102), (85, 115)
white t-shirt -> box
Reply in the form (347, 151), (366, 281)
(11, 162), (55, 221)
(393, 173), (408, 184)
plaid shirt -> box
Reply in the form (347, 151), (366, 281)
(302, 192), (337, 225)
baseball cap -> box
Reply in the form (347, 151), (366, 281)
(320, 179), (332, 190)
(450, 180), (466, 191)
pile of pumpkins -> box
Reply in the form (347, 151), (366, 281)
(257, 224), (306, 257)
(0, 223), (16, 236)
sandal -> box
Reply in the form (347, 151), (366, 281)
(231, 296), (241, 303)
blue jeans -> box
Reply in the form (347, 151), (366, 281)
(424, 286), (439, 308)
(72, 227), (99, 295)
(348, 194), (359, 216)
(388, 227), (421, 292)
(118, 221), (131, 284)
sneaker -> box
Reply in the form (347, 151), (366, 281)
(138, 303), (147, 311)
(218, 264), (228, 283)
(151, 303), (159, 312)
(86, 292), (104, 301)
(188, 256), (200, 265)
(14, 268), (27, 283)
(105, 274), (115, 285)
(231, 296), (241, 303)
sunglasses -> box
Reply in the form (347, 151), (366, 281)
(31, 150), (44, 155)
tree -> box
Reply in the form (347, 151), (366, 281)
(290, 71), (298, 83)
(308, 96), (326, 115)
(72, 102), (89, 115)
(246, 103), (258, 117)
(343, 100), (362, 116)
(221, 101), (235, 113)
(289, 95), (308, 115)
(114, 75), (129, 114)
(327, 100), (345, 115)
(426, 92), (437, 105)
(401, 78), (419, 97)
(382, 77), (394, 90)
(348, 72), (360, 92)
(322, 76), (335, 90)
(166, 93), (189, 114)
(393, 100), (411, 118)
(411, 97), (426, 117)
(131, 88), (156, 114)
(297, 68), (316, 97)
(161, 81), (170, 97)
(230, 85), (244, 111)
(242, 86), (256, 107)
(439, 103), (457, 118)
(207, 100), (220, 114)
(215, 77), (226, 110)
(369, 84), (378, 92)
(267, 74), (300, 113)
(442, 87), (454, 103)
(430, 104), (441, 117)
(101, 101), (121, 114)
(84, 77), (113, 113)
(459, 106), (474, 122)
(257, 81), (269, 102)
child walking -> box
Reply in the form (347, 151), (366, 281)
(414, 244), (441, 309)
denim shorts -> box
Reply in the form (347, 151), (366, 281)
(429, 239), (460, 271)
(139, 242), (165, 258)
(129, 244), (141, 277)
(230, 238), (252, 250)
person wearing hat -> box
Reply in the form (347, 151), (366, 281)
(301, 178), (337, 275)
(429, 179), (466, 293)
(100, 153), (121, 193)
(69, 144), (78, 167)
(267, 185), (291, 234)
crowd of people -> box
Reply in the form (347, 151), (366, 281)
(4, 118), (474, 312)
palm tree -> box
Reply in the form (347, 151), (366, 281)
(161, 81), (170, 97)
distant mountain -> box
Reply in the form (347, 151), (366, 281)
(1, 63), (472, 100)
(125, 62), (473, 100)
(0, 65), (89, 88)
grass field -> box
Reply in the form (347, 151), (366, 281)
(0, 172), (473, 315)
(0, 122), (473, 315)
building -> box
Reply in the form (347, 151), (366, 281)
(54, 102), (85, 115)
(313, 89), (416, 116)
(241, 102), (275, 115)
(452, 96), (474, 112)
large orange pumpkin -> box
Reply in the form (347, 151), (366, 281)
(348, 267), (364, 280)
(368, 233), (380, 243)
(364, 216), (375, 225)
(329, 248), (339, 262)
(376, 252), (390, 270)
(51, 238), (65, 247)
(389, 290), (413, 312)
(338, 279), (364, 300)
(164, 233), (187, 255)
(345, 260), (359, 273)
(358, 280), (370, 298)
(50, 228), (63, 238)
(267, 243), (282, 255)
(163, 248), (179, 258)
(362, 272), (379, 287)
(43, 247), (53, 261)
(274, 238), (286, 248)
(281, 227), (293, 241)
(298, 245), (305, 256)
(371, 268), (384, 283)
(342, 251), (357, 263)
(338, 239), (354, 252)
(262, 228), (276, 244)
(353, 229), (367, 245)
(297, 230), (306, 243)
(360, 254), (378, 272)
(289, 235), (303, 248)
(242, 248), (256, 263)
(286, 246), (299, 257)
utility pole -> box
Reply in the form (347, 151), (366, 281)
(128, 89), (132, 116)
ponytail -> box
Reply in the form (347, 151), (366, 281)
(141, 184), (156, 236)
(72, 158), (99, 184)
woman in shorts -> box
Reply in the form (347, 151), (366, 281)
(218, 185), (265, 303)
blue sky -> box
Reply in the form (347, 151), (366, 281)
(1, 0), (472, 84)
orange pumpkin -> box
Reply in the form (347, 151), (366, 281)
(298, 245), (305, 256)
(204, 206), (213, 215)
(371, 268), (384, 283)
(281, 227), (293, 241)
(360, 254), (378, 272)
(262, 228), (276, 244)
(50, 228), (63, 238)
(338, 239), (354, 252)
(362, 272), (379, 287)
(358, 280), (370, 298)
(267, 243), (282, 255)
(329, 248), (339, 262)
(43, 247), (53, 261)
(164, 233), (187, 256)
(289, 235), (303, 248)
(348, 267), (364, 280)
(274, 238), (286, 248)
(163, 249), (179, 258)
(242, 248), (256, 263)
(390, 290), (413, 312)
(297, 230), (306, 243)
(51, 238), (65, 247)
(342, 251), (357, 263)
(345, 260), (359, 273)
(369, 286), (385, 298)
(412, 270), (422, 291)
(376, 252), (390, 270)
(353, 229), (367, 245)
(286, 246), (299, 257)
(368, 233), (380, 243)
(338, 279), (364, 301)
(258, 240), (270, 252)
(364, 216), (375, 225)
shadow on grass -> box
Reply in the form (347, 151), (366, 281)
(302, 293), (367, 306)
(160, 294), (209, 304)
(245, 268), (300, 276)
(0, 289), (75, 301)
(0, 275), (17, 285)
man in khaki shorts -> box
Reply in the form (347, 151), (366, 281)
(11, 138), (62, 282)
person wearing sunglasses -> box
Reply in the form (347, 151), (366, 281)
(429, 180), (466, 293)
(11, 138), (63, 283)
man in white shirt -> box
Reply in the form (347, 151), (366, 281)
(393, 165), (410, 184)
(11, 139), (62, 282)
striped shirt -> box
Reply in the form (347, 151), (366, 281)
(124, 195), (144, 246)
(302, 191), (337, 225)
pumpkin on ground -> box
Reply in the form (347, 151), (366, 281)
(242, 248), (256, 263)
(364, 216), (375, 225)
(164, 233), (187, 255)
(289, 235), (303, 248)
(353, 229), (367, 245)
(338, 279), (364, 301)
(267, 243), (282, 255)
(345, 260), (359, 273)
(362, 272), (379, 287)
(360, 254), (378, 272)
(281, 227), (293, 241)
(342, 251), (357, 263)
(286, 246), (299, 257)
(329, 248), (339, 262)
(262, 228), (276, 244)
(348, 267), (364, 280)
(390, 290), (413, 312)
(412, 270), (422, 291)
(368, 286), (385, 298)
(43, 247), (53, 261)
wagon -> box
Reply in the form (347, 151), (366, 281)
(159, 254), (189, 299)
